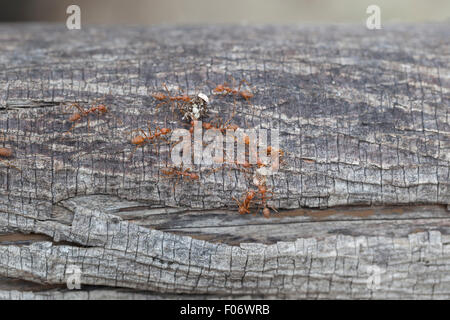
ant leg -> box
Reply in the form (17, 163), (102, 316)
(128, 144), (143, 161)
(128, 146), (140, 161)
(71, 103), (86, 114)
(159, 135), (173, 152)
(176, 100), (188, 118)
(172, 175), (181, 194)
(134, 128), (148, 139)
(151, 138), (159, 157)
(126, 128), (144, 137)
(168, 138), (182, 154)
(205, 166), (223, 177)
(163, 83), (177, 113)
(155, 100), (168, 110)
(64, 120), (79, 135)
(232, 196), (242, 208)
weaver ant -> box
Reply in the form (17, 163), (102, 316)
(152, 83), (191, 112)
(230, 174), (275, 218)
(63, 98), (119, 134)
(128, 122), (172, 159)
(0, 147), (20, 171)
(160, 166), (200, 193)
(188, 119), (239, 135)
(212, 77), (254, 117)
(233, 190), (256, 215)
(161, 166), (199, 181)
(253, 175), (277, 218)
(212, 77), (254, 100)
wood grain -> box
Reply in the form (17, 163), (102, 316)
(0, 23), (449, 299)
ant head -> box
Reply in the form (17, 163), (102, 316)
(263, 207), (270, 218)
(267, 146), (272, 154)
(131, 135), (145, 145)
(69, 113), (81, 122)
(160, 128), (171, 135)
(97, 104), (107, 113)
(248, 191), (256, 199)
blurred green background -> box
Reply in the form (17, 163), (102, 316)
(1, 0), (449, 24)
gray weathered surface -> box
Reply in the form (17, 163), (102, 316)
(0, 23), (449, 299)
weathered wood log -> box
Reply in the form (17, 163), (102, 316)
(0, 23), (449, 299)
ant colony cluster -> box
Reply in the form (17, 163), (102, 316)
(51, 77), (284, 218)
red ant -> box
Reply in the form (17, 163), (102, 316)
(161, 166), (200, 192)
(233, 190), (256, 215)
(188, 120), (239, 135)
(161, 167), (199, 181)
(202, 121), (239, 133)
(212, 78), (254, 101)
(251, 174), (277, 218)
(128, 122), (171, 159)
(212, 77), (254, 117)
(64, 99), (118, 134)
(206, 158), (254, 178)
(0, 147), (20, 171)
(230, 180), (277, 218)
(256, 184), (273, 208)
(152, 83), (192, 112)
